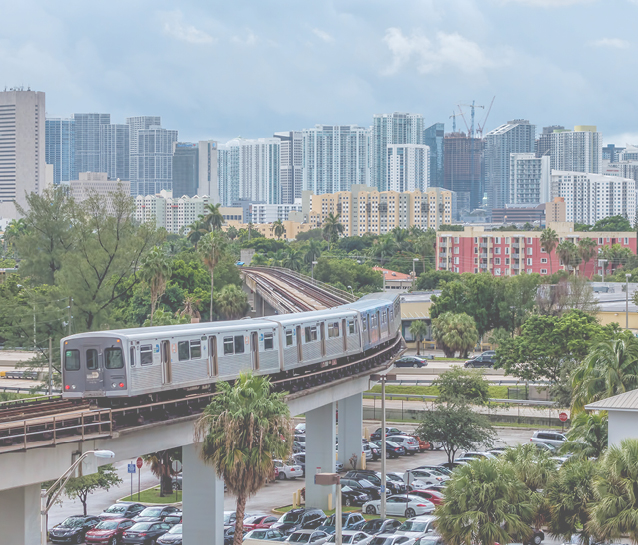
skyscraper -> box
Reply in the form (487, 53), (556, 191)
(274, 131), (303, 204)
(372, 113), (424, 191)
(536, 125), (564, 158)
(550, 126), (602, 174)
(172, 142), (199, 197)
(45, 117), (75, 185)
(197, 140), (219, 203)
(0, 89), (45, 218)
(387, 144), (429, 193)
(73, 113), (110, 178)
(302, 125), (369, 195)
(509, 153), (551, 204)
(424, 123), (445, 188)
(484, 119), (536, 210)
(443, 132), (484, 214)
(99, 124), (129, 181)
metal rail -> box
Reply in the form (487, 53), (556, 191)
(365, 392), (557, 407)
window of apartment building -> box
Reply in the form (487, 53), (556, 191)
(506, 237), (510, 244)
(474, 247), (478, 254)
(625, 238), (629, 244)
(495, 258), (501, 265)
(505, 247), (510, 255)
(495, 247), (501, 254)
(474, 268), (478, 273)
(527, 258), (533, 266)
(606, 237), (610, 243)
(541, 258), (547, 264)
(454, 247), (459, 254)
(495, 268), (501, 276)
(495, 237), (501, 244)
(474, 237), (478, 243)
(505, 258), (510, 265)
(540, 247), (546, 253)
(541, 269), (547, 274)
(527, 268), (533, 273)
(599, 238), (603, 244)
(474, 258), (478, 264)
(454, 267), (460, 273)
(527, 247), (533, 255)
(454, 257), (459, 264)
(454, 237), (459, 244)
(527, 237), (532, 244)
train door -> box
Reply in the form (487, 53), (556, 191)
(208, 336), (218, 377)
(376, 311), (381, 343)
(251, 332), (260, 370)
(161, 340), (172, 384)
(342, 319), (347, 351)
(319, 323), (326, 357)
(84, 346), (104, 392)
(366, 314), (371, 345)
(296, 325), (303, 361)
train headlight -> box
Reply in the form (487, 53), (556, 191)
(71, 385), (76, 390)
(112, 383), (117, 388)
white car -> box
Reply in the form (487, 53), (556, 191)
(295, 423), (306, 434)
(286, 529), (330, 543)
(461, 451), (496, 460)
(326, 530), (372, 543)
(387, 436), (420, 455)
(362, 495), (435, 517)
(274, 459), (304, 480)
(531, 431), (567, 449)
(366, 533), (416, 545)
(395, 516), (437, 538)
(404, 469), (448, 489)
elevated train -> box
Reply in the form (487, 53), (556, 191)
(61, 292), (402, 405)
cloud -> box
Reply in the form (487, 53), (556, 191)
(162, 11), (214, 44)
(232, 30), (258, 46)
(590, 38), (630, 49)
(606, 133), (638, 146)
(382, 28), (497, 76)
(312, 29), (335, 43)
(499, 0), (595, 6)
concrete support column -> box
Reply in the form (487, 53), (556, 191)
(0, 484), (41, 544)
(182, 443), (224, 545)
(338, 393), (364, 470)
(304, 402), (336, 510)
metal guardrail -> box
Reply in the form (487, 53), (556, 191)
(386, 378), (550, 386)
(365, 392), (557, 407)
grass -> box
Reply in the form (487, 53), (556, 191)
(365, 384), (510, 399)
(124, 486), (182, 504)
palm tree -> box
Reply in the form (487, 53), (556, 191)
(540, 228), (559, 274)
(323, 213), (344, 249)
(268, 249), (286, 267)
(372, 236), (398, 266)
(198, 231), (227, 321)
(178, 295), (201, 323)
(226, 226), (238, 241)
(571, 331), (638, 413)
(202, 202), (224, 232)
(216, 285), (249, 320)
(304, 239), (323, 265)
(186, 219), (209, 249)
(557, 240), (578, 274)
(282, 248), (303, 272)
(561, 411), (608, 458)
(272, 219), (285, 240)
(3, 218), (27, 252)
(409, 320), (429, 356)
(436, 458), (534, 545)
(502, 443), (555, 493)
(414, 233), (435, 274)
(578, 237), (598, 277)
(195, 372), (293, 545)
(250, 253), (268, 266)
(589, 439), (638, 543)
(432, 312), (479, 358)
(140, 247), (172, 327)
(392, 227), (411, 252)
(142, 449), (181, 497)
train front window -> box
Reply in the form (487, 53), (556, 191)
(349, 320), (355, 334)
(234, 335), (245, 354)
(178, 341), (190, 361)
(86, 349), (98, 370)
(190, 340), (201, 359)
(105, 348), (124, 369)
(65, 349), (80, 371)
(286, 329), (293, 347)
(140, 345), (153, 365)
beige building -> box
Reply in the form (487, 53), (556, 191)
(545, 197), (566, 222)
(69, 172), (131, 214)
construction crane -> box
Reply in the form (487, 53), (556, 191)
(458, 100), (485, 139)
(476, 96), (496, 138)
(449, 111), (461, 133)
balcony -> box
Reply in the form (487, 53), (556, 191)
(479, 264), (488, 269)
(479, 252), (487, 258)
(512, 243), (520, 248)
(439, 241), (447, 247)
(480, 243), (488, 248)
(512, 264), (520, 269)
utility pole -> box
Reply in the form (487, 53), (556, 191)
(48, 338), (53, 396)
(380, 375), (387, 518)
(68, 297), (73, 336)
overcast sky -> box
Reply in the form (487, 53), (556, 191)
(2, 0), (637, 144)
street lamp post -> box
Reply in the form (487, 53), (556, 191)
(627, 273), (632, 329)
(599, 259), (608, 282)
(412, 258), (419, 277)
(380, 375), (387, 518)
(311, 261), (318, 281)
(41, 450), (115, 545)
(347, 285), (354, 298)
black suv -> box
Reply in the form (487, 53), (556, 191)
(351, 518), (402, 535)
(370, 427), (405, 441)
(345, 470), (406, 494)
(271, 508), (326, 534)
(340, 477), (385, 500)
(49, 515), (101, 543)
(464, 352), (495, 368)
(99, 502), (146, 520)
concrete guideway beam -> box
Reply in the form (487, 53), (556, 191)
(0, 483), (40, 545)
(338, 393), (364, 470)
(304, 402), (336, 510)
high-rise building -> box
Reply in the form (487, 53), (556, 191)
(274, 131), (303, 204)
(251, 203), (303, 224)
(550, 126), (602, 174)
(484, 119), (536, 210)
(45, 117), (75, 185)
(424, 123), (444, 187)
(551, 170), (636, 225)
(73, 113), (110, 179)
(509, 153), (551, 204)
(126, 116), (160, 195)
(69, 172), (130, 215)
(217, 145), (237, 206)
(536, 125), (564, 158)
(603, 144), (625, 162)
(0, 89), (46, 218)
(443, 132), (484, 214)
(302, 125), (369, 195)
(99, 124), (129, 182)
(387, 144), (429, 193)
(604, 161), (638, 184)
(619, 146), (638, 161)
(372, 113), (424, 191)
(197, 140), (219, 203)
(172, 142), (199, 197)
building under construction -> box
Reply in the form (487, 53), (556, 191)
(443, 132), (484, 214)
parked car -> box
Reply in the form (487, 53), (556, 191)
(342, 485), (373, 507)
(422, 484), (447, 493)
(383, 472), (408, 494)
(409, 489), (445, 505)
(366, 533), (417, 545)
(528, 528), (545, 545)
(99, 502), (146, 520)
(533, 441), (558, 453)
(285, 529), (330, 543)
(244, 528), (288, 541)
(121, 521), (172, 544)
(292, 454), (306, 476)
(157, 523), (183, 545)
(386, 441), (405, 458)
(346, 470), (407, 494)
(415, 438), (431, 452)
(387, 436), (420, 455)
(371, 428), (406, 441)
(243, 515), (280, 531)
(415, 465), (452, 477)
(460, 451), (496, 460)
(318, 513), (366, 535)
(340, 477), (384, 500)
(395, 356), (429, 368)
(363, 442), (381, 461)
(350, 518), (402, 536)
(49, 515), (101, 544)
(274, 459), (304, 480)
(86, 518), (135, 544)
(438, 461), (468, 471)
(133, 506), (180, 523)
(163, 512), (183, 526)
(224, 511), (238, 529)
(363, 495), (435, 517)
(395, 515), (437, 538)
(271, 508), (327, 535)
(404, 469), (448, 489)
(531, 431), (567, 449)
(295, 423), (306, 434)
(326, 530), (372, 543)
(414, 535), (444, 545)
(293, 441), (306, 454)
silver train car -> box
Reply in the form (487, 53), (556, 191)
(61, 292), (401, 404)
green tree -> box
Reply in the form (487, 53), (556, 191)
(282, 248), (303, 272)
(140, 246), (172, 327)
(3, 218), (27, 255)
(198, 231), (227, 321)
(561, 411), (608, 458)
(414, 270), (459, 291)
(142, 308), (190, 327)
(591, 215), (633, 232)
(195, 373), (293, 545)
(216, 284), (250, 320)
(303, 239), (323, 265)
(250, 253), (268, 266)
(409, 320), (428, 356)
(272, 219), (286, 240)
(557, 240), (579, 274)
(435, 458), (534, 545)
(578, 237), (598, 276)
(323, 213), (344, 249)
(434, 367), (490, 405)
(371, 236), (397, 266)
(202, 202), (224, 232)
(63, 464), (122, 516)
(143, 449), (181, 497)
(186, 219), (209, 249)
(226, 225), (238, 241)
(571, 330), (638, 413)
(502, 443), (555, 493)
(540, 228), (559, 274)
(413, 231), (436, 274)
(432, 312), (479, 358)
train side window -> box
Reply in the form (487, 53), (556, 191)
(234, 335), (245, 354)
(190, 340), (201, 359)
(349, 320), (355, 334)
(130, 347), (135, 367)
(328, 322), (339, 338)
(223, 337), (234, 355)
(264, 333), (274, 350)
(86, 349), (98, 370)
(140, 345), (153, 365)
(362, 318), (367, 331)
(286, 329), (293, 347)
(65, 349), (80, 371)
(105, 348), (124, 369)
(305, 326), (317, 342)
(178, 341), (190, 361)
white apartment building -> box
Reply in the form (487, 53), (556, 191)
(604, 160), (638, 184)
(387, 144), (430, 193)
(550, 126), (602, 174)
(69, 172), (131, 214)
(135, 191), (212, 234)
(551, 170), (636, 225)
(274, 131), (302, 204)
(251, 203), (302, 224)
(509, 153), (551, 204)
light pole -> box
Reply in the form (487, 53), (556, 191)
(382, 271), (387, 292)
(347, 285), (354, 298)
(380, 375), (387, 518)
(599, 259), (608, 282)
(412, 258), (419, 277)
(311, 261), (318, 281)
(626, 273), (632, 329)
(41, 450), (115, 545)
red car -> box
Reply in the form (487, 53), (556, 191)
(410, 489), (445, 505)
(86, 518), (135, 544)
(243, 514), (280, 531)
